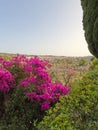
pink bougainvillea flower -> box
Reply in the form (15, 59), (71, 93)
(0, 68), (15, 92)
(41, 101), (50, 110)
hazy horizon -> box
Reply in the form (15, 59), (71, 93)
(0, 0), (92, 57)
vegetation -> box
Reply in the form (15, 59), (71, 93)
(49, 57), (91, 86)
(37, 58), (98, 130)
(0, 53), (97, 130)
(0, 54), (70, 130)
(81, 0), (98, 58)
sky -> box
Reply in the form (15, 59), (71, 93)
(0, 0), (92, 56)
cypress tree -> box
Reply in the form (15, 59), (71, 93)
(81, 0), (98, 58)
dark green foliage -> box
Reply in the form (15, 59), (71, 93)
(37, 59), (98, 130)
(81, 0), (98, 58)
(0, 87), (45, 130)
(78, 58), (86, 66)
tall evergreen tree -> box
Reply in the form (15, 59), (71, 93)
(81, 0), (98, 58)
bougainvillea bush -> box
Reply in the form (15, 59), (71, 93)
(0, 54), (70, 130)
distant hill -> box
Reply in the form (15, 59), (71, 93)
(0, 52), (93, 61)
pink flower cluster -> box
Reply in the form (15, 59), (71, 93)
(0, 68), (15, 92)
(0, 54), (70, 110)
(26, 83), (70, 110)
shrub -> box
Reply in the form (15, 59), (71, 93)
(0, 54), (70, 130)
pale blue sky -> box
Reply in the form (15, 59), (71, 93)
(0, 0), (91, 56)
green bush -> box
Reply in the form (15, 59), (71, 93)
(37, 59), (98, 130)
(0, 86), (44, 130)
